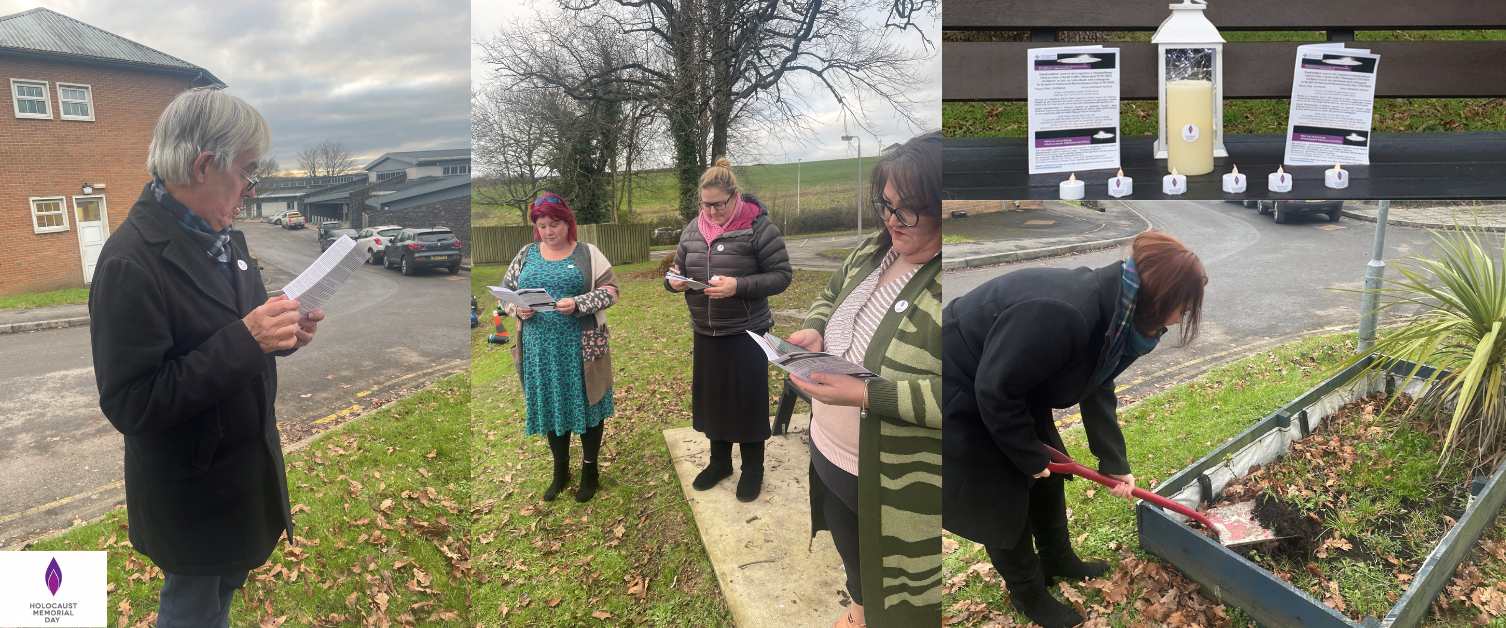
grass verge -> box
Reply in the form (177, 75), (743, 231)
(27, 375), (472, 628)
(0, 287), (89, 310)
(469, 260), (830, 627)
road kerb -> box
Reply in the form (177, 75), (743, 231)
(0, 317), (90, 335)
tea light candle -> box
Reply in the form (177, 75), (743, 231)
(1162, 168), (1187, 195)
(1222, 165), (1246, 194)
(1268, 166), (1292, 193)
(1166, 80), (1216, 176)
(1326, 163), (1348, 189)
(1108, 169), (1133, 197)
(1060, 173), (1085, 200)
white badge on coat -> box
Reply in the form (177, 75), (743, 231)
(237, 259), (248, 271)
(894, 299), (909, 313)
(717, 244), (724, 252)
(567, 264), (575, 269)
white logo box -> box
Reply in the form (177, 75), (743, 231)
(0, 552), (107, 627)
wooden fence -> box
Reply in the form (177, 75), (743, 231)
(472, 224), (651, 265)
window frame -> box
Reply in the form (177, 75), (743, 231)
(10, 78), (51, 119)
(30, 196), (70, 233)
(441, 165), (470, 176)
(55, 83), (94, 121)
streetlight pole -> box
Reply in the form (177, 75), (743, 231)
(842, 135), (861, 240)
(1358, 200), (1390, 354)
(796, 159), (801, 217)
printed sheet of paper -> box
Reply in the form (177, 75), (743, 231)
(1283, 43), (1380, 165)
(747, 331), (887, 383)
(1027, 46), (1122, 174)
(280, 235), (369, 315)
(666, 272), (713, 291)
(488, 286), (557, 311)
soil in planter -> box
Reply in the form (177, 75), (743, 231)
(1202, 392), (1474, 621)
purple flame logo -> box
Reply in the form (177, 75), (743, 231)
(1281, 175), (1287, 184)
(45, 557), (61, 596)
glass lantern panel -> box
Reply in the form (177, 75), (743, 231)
(1165, 47), (1216, 84)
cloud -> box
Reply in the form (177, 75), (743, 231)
(2, 0), (470, 169)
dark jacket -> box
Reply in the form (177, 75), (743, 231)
(940, 261), (1135, 548)
(90, 186), (294, 576)
(664, 194), (792, 335)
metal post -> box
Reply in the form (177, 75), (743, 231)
(1358, 200), (1390, 354)
(797, 159), (801, 217)
(842, 135), (861, 239)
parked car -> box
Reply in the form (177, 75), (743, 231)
(265, 210), (289, 225)
(320, 228), (358, 252)
(382, 227), (463, 275)
(354, 225), (403, 264)
(1258, 200), (1343, 224)
(280, 211), (306, 229)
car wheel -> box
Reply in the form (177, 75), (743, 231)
(1256, 202), (1271, 216)
(1243, 200), (1257, 209)
(401, 256), (415, 276)
(447, 263), (460, 274)
(1274, 206), (1291, 224)
(1328, 209), (1342, 222)
(367, 249), (380, 265)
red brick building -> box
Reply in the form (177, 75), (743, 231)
(0, 8), (220, 296)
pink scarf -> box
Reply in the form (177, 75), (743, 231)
(698, 195), (756, 244)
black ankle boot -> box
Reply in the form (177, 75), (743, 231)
(543, 432), (571, 501)
(988, 540), (1084, 628)
(576, 462), (599, 502)
(693, 440), (734, 491)
(736, 441), (765, 502)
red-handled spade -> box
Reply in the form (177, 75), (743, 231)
(1043, 445), (1281, 546)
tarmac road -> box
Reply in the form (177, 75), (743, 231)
(0, 218), (468, 547)
(942, 200), (1443, 427)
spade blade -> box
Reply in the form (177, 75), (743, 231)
(1206, 500), (1291, 547)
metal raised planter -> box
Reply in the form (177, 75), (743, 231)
(1136, 357), (1506, 628)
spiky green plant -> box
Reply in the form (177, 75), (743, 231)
(1331, 224), (1506, 475)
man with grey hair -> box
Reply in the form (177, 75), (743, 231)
(89, 87), (324, 627)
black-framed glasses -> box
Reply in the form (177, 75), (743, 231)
(699, 196), (733, 211)
(871, 199), (919, 227)
(237, 167), (259, 193)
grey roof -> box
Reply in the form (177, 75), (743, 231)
(363, 149), (470, 170)
(364, 175), (469, 208)
(0, 8), (222, 85)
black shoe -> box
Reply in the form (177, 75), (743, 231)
(576, 463), (599, 503)
(1011, 591), (1083, 628)
(543, 464), (571, 502)
(1041, 558), (1109, 583)
(736, 469), (763, 502)
(693, 462), (733, 490)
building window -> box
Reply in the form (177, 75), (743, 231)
(30, 197), (69, 233)
(377, 171), (403, 181)
(57, 84), (93, 121)
(442, 165), (470, 176)
(11, 79), (50, 119)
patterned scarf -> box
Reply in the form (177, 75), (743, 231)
(150, 176), (234, 284)
(1093, 256), (1160, 387)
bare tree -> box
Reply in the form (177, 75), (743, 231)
(296, 145), (321, 178)
(253, 155), (281, 179)
(295, 140), (359, 178)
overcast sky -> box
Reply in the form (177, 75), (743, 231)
(1, 0), (470, 173)
(473, 0), (940, 166)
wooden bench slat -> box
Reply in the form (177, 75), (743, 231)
(943, 0), (1506, 31)
(942, 133), (1506, 200)
(944, 41), (1506, 100)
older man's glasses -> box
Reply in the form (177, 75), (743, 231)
(871, 199), (919, 227)
(238, 167), (259, 193)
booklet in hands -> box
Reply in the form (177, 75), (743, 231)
(488, 286), (556, 311)
(747, 331), (886, 383)
(666, 272), (713, 291)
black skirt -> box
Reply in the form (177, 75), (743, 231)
(692, 329), (772, 443)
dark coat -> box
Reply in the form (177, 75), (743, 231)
(941, 261), (1136, 548)
(665, 194), (792, 336)
(90, 186), (294, 576)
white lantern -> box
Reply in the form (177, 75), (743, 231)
(1152, 0), (1227, 176)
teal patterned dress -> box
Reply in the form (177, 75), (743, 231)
(518, 244), (614, 435)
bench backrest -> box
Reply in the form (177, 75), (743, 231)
(943, 0), (1506, 100)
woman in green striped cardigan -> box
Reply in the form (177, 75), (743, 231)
(787, 132), (943, 628)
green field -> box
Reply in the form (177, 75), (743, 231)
(945, 30), (1506, 138)
(475, 157), (875, 227)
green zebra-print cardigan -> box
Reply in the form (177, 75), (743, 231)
(803, 231), (942, 627)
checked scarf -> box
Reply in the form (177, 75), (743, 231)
(150, 176), (235, 285)
(1093, 256), (1160, 388)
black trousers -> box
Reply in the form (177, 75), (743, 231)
(984, 474), (1072, 589)
(812, 440), (862, 606)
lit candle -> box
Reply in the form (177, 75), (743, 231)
(1163, 168), (1187, 195)
(1059, 173), (1085, 200)
(1108, 169), (1133, 197)
(1268, 166), (1292, 193)
(1325, 163), (1348, 189)
(1166, 80), (1215, 176)
(1222, 165), (1246, 194)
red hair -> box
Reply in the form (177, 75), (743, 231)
(1130, 232), (1206, 346)
(530, 193), (577, 243)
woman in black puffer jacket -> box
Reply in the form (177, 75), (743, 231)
(666, 157), (792, 502)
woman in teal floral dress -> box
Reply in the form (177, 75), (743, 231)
(502, 194), (619, 503)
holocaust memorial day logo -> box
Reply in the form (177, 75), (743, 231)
(30, 558), (79, 621)
(0, 552), (104, 627)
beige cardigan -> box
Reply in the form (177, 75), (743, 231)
(500, 241), (618, 405)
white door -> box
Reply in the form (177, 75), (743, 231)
(73, 196), (108, 283)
